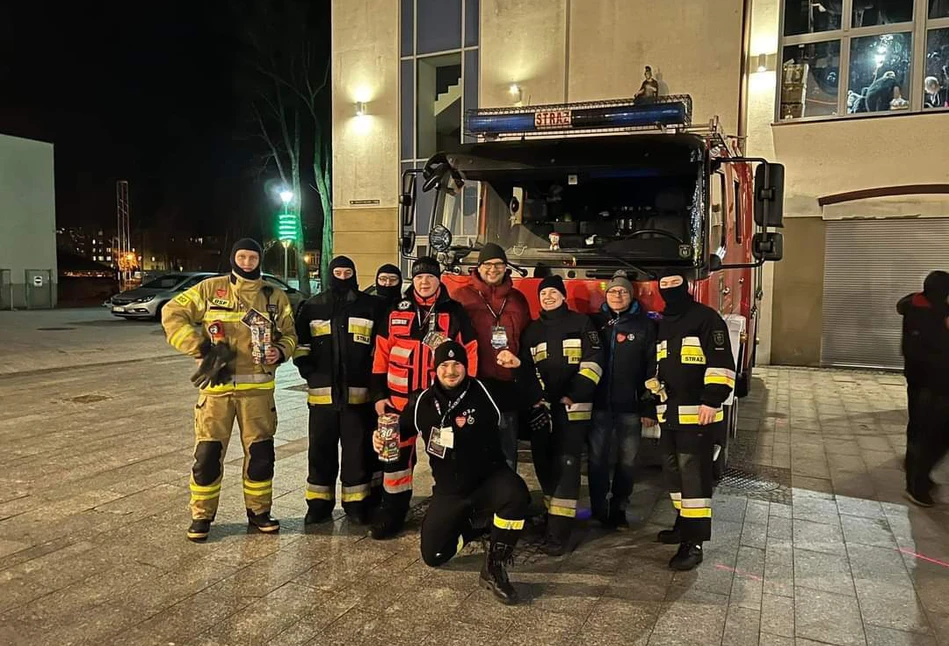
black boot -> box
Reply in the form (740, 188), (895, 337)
(305, 501), (335, 525)
(607, 506), (630, 530)
(669, 542), (703, 571)
(657, 515), (682, 544)
(247, 510), (280, 533)
(479, 542), (518, 605)
(370, 506), (406, 540)
(187, 518), (211, 542)
(542, 532), (569, 556)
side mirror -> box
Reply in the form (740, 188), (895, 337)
(429, 224), (453, 253)
(401, 230), (417, 256)
(754, 163), (785, 228)
(400, 171), (417, 229)
(752, 232), (783, 261)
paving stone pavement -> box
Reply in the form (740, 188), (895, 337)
(2, 312), (949, 645)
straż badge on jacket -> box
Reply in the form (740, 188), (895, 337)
(712, 330), (726, 348)
(587, 330), (602, 349)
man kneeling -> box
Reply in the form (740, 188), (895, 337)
(373, 340), (530, 604)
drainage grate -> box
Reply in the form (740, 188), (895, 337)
(36, 327), (76, 331)
(65, 394), (112, 404)
(717, 464), (792, 504)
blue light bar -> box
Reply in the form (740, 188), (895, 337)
(465, 95), (693, 138)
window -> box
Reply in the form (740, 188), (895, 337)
(778, 0), (949, 118)
(416, 53), (462, 159)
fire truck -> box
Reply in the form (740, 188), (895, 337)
(397, 94), (785, 473)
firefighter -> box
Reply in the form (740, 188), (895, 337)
(370, 256), (479, 539)
(162, 238), (297, 542)
(454, 243), (532, 470)
(898, 270), (949, 507)
(589, 270), (657, 529)
(508, 274), (604, 556)
(373, 340), (530, 604)
(371, 263), (403, 308)
(293, 256), (385, 525)
(648, 271), (735, 571)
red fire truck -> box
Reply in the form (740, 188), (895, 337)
(398, 94), (784, 471)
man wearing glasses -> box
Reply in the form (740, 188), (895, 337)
(455, 243), (532, 471)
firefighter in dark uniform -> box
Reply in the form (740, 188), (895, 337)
(370, 263), (404, 308)
(898, 270), (949, 507)
(374, 340), (530, 604)
(293, 256), (385, 525)
(507, 275), (604, 556)
(648, 271), (735, 571)
(370, 256), (479, 539)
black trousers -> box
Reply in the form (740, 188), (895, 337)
(531, 404), (589, 541)
(905, 388), (949, 496)
(661, 425), (716, 543)
(420, 467), (530, 567)
(306, 403), (380, 516)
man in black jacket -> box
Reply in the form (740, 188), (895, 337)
(898, 270), (949, 507)
(374, 340), (530, 604)
(368, 263), (403, 308)
(648, 271), (735, 571)
(590, 271), (657, 529)
(511, 275), (604, 556)
(294, 256), (386, 524)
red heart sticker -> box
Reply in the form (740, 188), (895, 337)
(215, 288), (227, 298)
(616, 333), (627, 343)
(455, 416), (467, 427)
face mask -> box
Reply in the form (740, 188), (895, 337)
(659, 280), (692, 315)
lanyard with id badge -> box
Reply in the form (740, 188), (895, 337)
(481, 295), (509, 350)
(427, 384), (469, 459)
(420, 304), (448, 350)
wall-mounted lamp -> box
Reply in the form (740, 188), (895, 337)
(355, 101), (368, 117)
(753, 53), (777, 73)
(509, 83), (523, 103)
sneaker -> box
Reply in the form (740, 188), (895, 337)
(187, 518), (211, 542)
(905, 489), (935, 508)
(669, 542), (703, 571)
(247, 511), (280, 533)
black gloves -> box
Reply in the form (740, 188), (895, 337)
(191, 343), (237, 389)
(527, 403), (552, 434)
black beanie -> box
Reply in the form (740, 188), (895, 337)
(375, 263), (403, 303)
(434, 339), (468, 370)
(412, 256), (441, 279)
(328, 255), (357, 293)
(477, 243), (507, 265)
(538, 274), (567, 297)
(376, 263), (402, 280)
(230, 238), (263, 280)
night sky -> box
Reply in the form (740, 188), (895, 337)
(0, 1), (329, 238)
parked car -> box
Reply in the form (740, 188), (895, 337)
(108, 272), (305, 320)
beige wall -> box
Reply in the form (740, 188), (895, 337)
(568, 0), (745, 132)
(771, 218), (826, 366)
(331, 0), (401, 273)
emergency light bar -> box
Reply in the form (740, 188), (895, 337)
(466, 94), (693, 139)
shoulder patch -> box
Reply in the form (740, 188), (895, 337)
(712, 330), (726, 347)
(587, 330), (602, 349)
(397, 300), (411, 310)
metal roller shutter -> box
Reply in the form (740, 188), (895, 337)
(821, 218), (949, 369)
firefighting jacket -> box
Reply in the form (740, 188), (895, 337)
(592, 301), (657, 415)
(293, 287), (386, 407)
(454, 270), (532, 411)
(162, 274), (297, 394)
(653, 301), (735, 428)
(897, 292), (949, 392)
(518, 304), (605, 421)
(371, 286), (479, 412)
(399, 376), (506, 496)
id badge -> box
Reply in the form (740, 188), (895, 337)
(422, 329), (448, 350)
(438, 426), (455, 449)
(427, 426), (447, 458)
(241, 308), (269, 329)
(490, 325), (509, 350)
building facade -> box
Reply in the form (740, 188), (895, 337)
(0, 133), (57, 309)
(330, 0), (949, 367)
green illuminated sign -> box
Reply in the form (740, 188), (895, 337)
(277, 212), (298, 242)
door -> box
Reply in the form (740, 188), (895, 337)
(25, 269), (53, 309)
(820, 218), (949, 369)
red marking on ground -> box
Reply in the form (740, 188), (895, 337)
(714, 564), (763, 581)
(899, 547), (949, 568)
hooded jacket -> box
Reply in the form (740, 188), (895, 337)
(592, 300), (657, 415)
(897, 292), (949, 391)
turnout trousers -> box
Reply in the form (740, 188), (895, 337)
(531, 403), (590, 541)
(189, 390), (277, 520)
(661, 424), (716, 543)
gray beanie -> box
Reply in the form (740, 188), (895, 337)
(607, 270), (633, 294)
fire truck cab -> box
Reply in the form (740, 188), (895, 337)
(398, 94), (785, 473)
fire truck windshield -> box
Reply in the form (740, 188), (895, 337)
(431, 164), (705, 271)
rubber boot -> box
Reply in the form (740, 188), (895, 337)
(479, 541), (518, 605)
(370, 505), (406, 540)
(187, 519), (211, 542)
(247, 510), (280, 533)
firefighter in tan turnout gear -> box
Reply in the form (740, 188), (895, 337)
(162, 238), (297, 541)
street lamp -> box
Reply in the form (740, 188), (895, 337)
(281, 240), (291, 279)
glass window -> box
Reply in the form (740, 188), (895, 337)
(463, 48), (479, 143)
(930, 0), (949, 18)
(465, 0), (479, 47)
(847, 32), (912, 113)
(780, 40), (841, 119)
(783, 0), (842, 36)
(417, 0), (462, 54)
(925, 28), (949, 108)
(401, 60), (415, 160)
(416, 53), (462, 159)
(852, 0), (913, 27)
(401, 0), (414, 56)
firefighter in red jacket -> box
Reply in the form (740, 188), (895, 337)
(370, 256), (479, 539)
(454, 243), (532, 470)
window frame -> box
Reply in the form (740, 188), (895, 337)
(776, 0), (949, 122)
